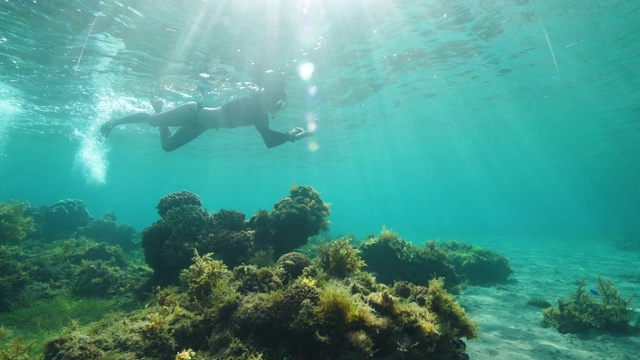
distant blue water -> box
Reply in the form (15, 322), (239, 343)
(1, 0), (639, 242)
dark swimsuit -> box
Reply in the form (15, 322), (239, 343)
(220, 95), (295, 148)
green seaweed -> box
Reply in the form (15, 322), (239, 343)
(438, 241), (513, 285)
(251, 185), (331, 257)
(0, 201), (35, 244)
(543, 277), (634, 334)
(317, 237), (365, 278)
(360, 229), (464, 291)
(0, 295), (118, 357)
(0, 191), (478, 360)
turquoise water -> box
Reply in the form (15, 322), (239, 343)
(1, 0), (639, 241)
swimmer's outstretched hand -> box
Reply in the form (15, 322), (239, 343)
(289, 127), (313, 141)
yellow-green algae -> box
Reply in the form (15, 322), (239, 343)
(42, 242), (477, 360)
(0, 200), (35, 244)
(0, 190), (491, 360)
(543, 277), (634, 334)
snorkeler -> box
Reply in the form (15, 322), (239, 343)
(99, 79), (312, 151)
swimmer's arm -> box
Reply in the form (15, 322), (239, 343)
(255, 122), (296, 148)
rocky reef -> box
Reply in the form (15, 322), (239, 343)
(28, 199), (93, 240)
(141, 185), (330, 286)
(42, 240), (477, 360)
(0, 187), (515, 359)
(437, 241), (512, 285)
(251, 185), (331, 257)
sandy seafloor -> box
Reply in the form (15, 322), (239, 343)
(459, 237), (640, 360)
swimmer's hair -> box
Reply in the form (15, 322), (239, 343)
(262, 77), (287, 94)
(258, 70), (287, 92)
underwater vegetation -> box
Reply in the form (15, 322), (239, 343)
(0, 204), (151, 357)
(78, 213), (139, 253)
(317, 236), (365, 278)
(0, 197), (150, 312)
(27, 199), (92, 240)
(251, 184), (331, 257)
(0, 186), (513, 359)
(0, 198), (137, 251)
(141, 185), (330, 286)
(360, 229), (463, 291)
(0, 200), (35, 244)
(42, 246), (477, 360)
(437, 241), (513, 285)
(543, 277), (635, 334)
(0, 235), (149, 311)
(359, 230), (512, 291)
(0, 245), (28, 311)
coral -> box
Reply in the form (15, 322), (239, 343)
(29, 199), (92, 239)
(0, 200), (35, 244)
(543, 278), (634, 334)
(79, 213), (138, 252)
(250, 185), (330, 257)
(317, 237), (365, 278)
(156, 190), (202, 218)
(276, 252), (311, 283)
(360, 229), (463, 291)
(438, 241), (513, 285)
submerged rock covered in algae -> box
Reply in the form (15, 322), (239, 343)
(250, 185), (331, 257)
(141, 186), (330, 286)
(43, 243), (477, 360)
(360, 229), (464, 291)
(7, 186), (488, 359)
(28, 199), (93, 239)
(437, 240), (513, 285)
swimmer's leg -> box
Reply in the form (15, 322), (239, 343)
(100, 112), (151, 137)
(100, 102), (199, 137)
(160, 122), (206, 152)
(150, 98), (163, 114)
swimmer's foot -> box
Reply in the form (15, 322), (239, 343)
(150, 98), (163, 114)
(100, 120), (115, 137)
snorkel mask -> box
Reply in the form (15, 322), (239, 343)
(265, 83), (288, 111)
(274, 93), (288, 111)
